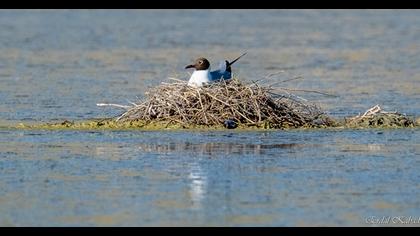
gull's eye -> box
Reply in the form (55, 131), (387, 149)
(198, 60), (203, 64)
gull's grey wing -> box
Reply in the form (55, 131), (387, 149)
(210, 60), (233, 81)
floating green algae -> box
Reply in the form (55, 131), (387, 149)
(10, 116), (335, 131)
(15, 119), (179, 131)
(13, 119), (240, 131)
(10, 112), (417, 131)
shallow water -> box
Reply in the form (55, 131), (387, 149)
(1, 129), (420, 226)
(0, 9), (419, 226)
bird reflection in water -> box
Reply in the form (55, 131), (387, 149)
(188, 162), (207, 210)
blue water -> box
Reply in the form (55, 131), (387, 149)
(0, 9), (419, 226)
(1, 129), (419, 226)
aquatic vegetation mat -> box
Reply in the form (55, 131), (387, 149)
(345, 105), (415, 128)
(98, 78), (333, 129)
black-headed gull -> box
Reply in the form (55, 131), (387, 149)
(185, 53), (246, 88)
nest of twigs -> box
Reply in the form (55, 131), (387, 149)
(102, 78), (332, 129)
(345, 105), (415, 128)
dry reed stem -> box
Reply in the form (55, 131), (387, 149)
(347, 104), (382, 122)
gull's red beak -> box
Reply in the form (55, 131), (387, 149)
(185, 64), (195, 69)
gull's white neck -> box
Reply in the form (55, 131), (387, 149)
(188, 69), (212, 88)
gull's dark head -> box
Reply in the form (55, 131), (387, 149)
(185, 57), (210, 71)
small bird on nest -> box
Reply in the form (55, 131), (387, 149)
(185, 52), (247, 88)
